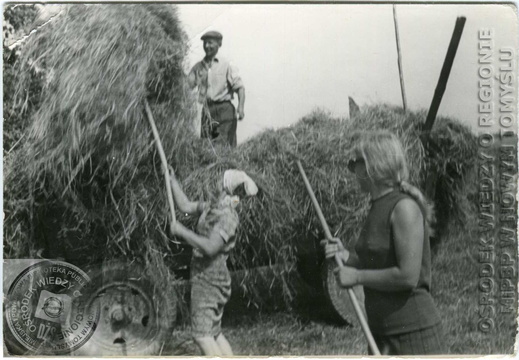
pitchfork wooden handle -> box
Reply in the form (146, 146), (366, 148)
(296, 160), (381, 356)
(144, 99), (176, 226)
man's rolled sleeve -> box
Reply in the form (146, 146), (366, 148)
(187, 67), (197, 89)
(188, 63), (200, 86)
(227, 62), (244, 92)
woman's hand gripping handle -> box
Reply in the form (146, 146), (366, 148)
(321, 237), (350, 265)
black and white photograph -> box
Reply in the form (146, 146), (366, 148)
(2, 1), (518, 356)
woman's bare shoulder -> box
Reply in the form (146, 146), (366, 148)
(392, 197), (423, 223)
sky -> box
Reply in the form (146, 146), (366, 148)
(177, 4), (518, 144)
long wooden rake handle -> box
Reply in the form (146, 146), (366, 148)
(296, 160), (381, 356)
(144, 99), (176, 226)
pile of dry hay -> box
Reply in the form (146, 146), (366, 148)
(4, 4), (477, 305)
(5, 4), (194, 285)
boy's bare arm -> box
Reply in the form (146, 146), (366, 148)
(171, 222), (224, 257)
(169, 167), (199, 214)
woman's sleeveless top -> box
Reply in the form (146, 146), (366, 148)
(355, 190), (441, 335)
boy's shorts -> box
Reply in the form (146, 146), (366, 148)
(190, 254), (231, 339)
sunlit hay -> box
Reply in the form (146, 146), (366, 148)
(6, 104), (477, 307)
(5, 4), (195, 278)
(5, 4), (476, 310)
(173, 105), (476, 304)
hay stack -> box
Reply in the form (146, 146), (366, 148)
(165, 105), (477, 301)
(4, 3), (477, 304)
(5, 4), (194, 283)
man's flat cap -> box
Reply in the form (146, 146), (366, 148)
(201, 31), (223, 41)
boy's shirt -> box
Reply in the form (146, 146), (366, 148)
(194, 193), (239, 257)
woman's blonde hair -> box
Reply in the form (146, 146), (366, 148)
(354, 131), (434, 230)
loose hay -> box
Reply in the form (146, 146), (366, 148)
(5, 3), (195, 292)
(5, 4), (477, 307)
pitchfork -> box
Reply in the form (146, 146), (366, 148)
(296, 160), (381, 355)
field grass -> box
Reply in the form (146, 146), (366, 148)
(432, 225), (517, 354)
(166, 219), (517, 356)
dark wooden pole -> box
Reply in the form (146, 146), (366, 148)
(423, 16), (466, 133)
(422, 17), (466, 202)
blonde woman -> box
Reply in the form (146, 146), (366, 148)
(324, 131), (444, 355)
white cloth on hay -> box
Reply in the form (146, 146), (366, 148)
(223, 169), (258, 196)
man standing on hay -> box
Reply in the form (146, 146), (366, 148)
(188, 30), (245, 147)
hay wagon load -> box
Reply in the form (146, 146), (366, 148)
(4, 4), (477, 356)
